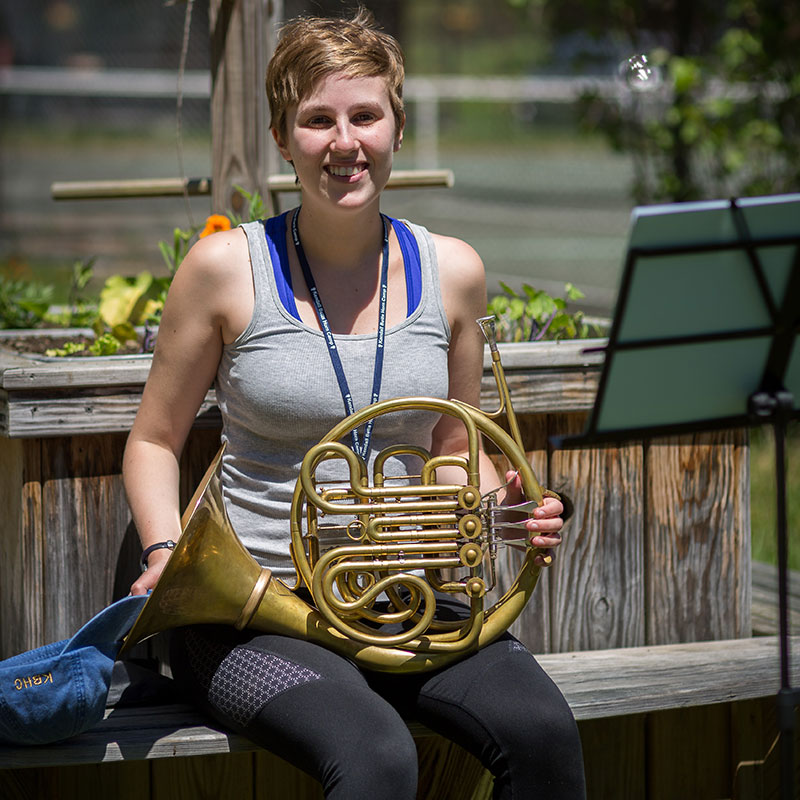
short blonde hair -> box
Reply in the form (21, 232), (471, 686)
(266, 7), (405, 139)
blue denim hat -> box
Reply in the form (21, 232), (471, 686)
(0, 594), (147, 746)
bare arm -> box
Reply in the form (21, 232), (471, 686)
(429, 234), (563, 565)
(124, 228), (252, 594)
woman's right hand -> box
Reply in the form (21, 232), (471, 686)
(129, 548), (172, 596)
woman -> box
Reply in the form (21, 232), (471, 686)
(125, 8), (586, 798)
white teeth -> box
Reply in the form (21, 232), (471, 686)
(328, 165), (363, 177)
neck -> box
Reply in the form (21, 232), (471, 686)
(294, 203), (385, 273)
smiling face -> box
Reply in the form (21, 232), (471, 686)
(272, 73), (404, 214)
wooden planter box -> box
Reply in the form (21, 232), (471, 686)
(0, 338), (750, 659)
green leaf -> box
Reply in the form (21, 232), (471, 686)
(111, 322), (137, 344)
(46, 341), (88, 357)
(565, 282), (585, 301)
(89, 333), (122, 356)
(498, 281), (519, 298)
(508, 297), (525, 320)
(99, 272), (155, 328)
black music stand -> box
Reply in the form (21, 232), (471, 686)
(559, 192), (800, 799)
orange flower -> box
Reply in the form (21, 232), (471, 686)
(199, 214), (232, 238)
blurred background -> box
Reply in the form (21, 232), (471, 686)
(0, 0), (799, 564)
(2, 0), (796, 318)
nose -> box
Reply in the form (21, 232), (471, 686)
(331, 120), (358, 152)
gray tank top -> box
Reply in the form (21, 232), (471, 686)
(215, 217), (451, 582)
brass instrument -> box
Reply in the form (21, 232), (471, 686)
(121, 317), (547, 673)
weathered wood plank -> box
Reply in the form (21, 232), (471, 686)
(646, 429), (751, 645)
(486, 413), (552, 654)
(751, 560), (800, 636)
(267, 168), (456, 194)
(0, 759), (149, 800)
(151, 751), (254, 800)
(209, 0), (278, 215)
(0, 339), (603, 389)
(481, 369), (599, 415)
(0, 356), (153, 390)
(0, 704), (436, 769)
(578, 715), (645, 798)
(1, 637), (794, 770)
(1, 377), (597, 438)
(647, 703), (732, 799)
(0, 389), (221, 438)
(253, 750), (324, 800)
(543, 636), (798, 722)
(547, 412), (645, 653)
(731, 698), (773, 800)
(0, 341), (603, 436)
(40, 435), (132, 646)
(0, 438), (44, 659)
(415, 736), (492, 800)
(0, 374), (595, 438)
(48, 169), (456, 202)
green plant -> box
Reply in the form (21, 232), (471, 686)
(43, 258), (100, 329)
(158, 226), (195, 276)
(576, 0), (800, 203)
(45, 332), (122, 358)
(96, 271), (171, 345)
(0, 276), (54, 329)
(227, 185), (268, 228)
(45, 340), (88, 357)
(487, 282), (601, 342)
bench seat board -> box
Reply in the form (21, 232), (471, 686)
(1, 636), (796, 770)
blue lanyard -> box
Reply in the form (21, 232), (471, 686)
(290, 208), (389, 461)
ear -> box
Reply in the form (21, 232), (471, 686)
(271, 127), (293, 163)
(393, 112), (406, 152)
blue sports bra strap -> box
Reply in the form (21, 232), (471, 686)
(263, 212), (299, 318)
(265, 214), (421, 322)
(389, 217), (422, 316)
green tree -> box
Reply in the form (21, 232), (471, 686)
(548, 0), (800, 202)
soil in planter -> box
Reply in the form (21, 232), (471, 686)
(1, 334), (147, 358)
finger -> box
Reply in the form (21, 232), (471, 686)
(535, 496), (564, 519)
(527, 516), (564, 534)
(534, 550), (555, 567)
(530, 532), (562, 550)
(503, 470), (524, 502)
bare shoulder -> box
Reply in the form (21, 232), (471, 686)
(167, 226), (252, 342)
(430, 232), (487, 321)
(430, 232), (485, 284)
(173, 227), (249, 292)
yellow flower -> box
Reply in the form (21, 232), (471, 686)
(199, 214), (232, 238)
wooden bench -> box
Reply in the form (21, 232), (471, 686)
(0, 344), (791, 796)
(1, 636), (796, 771)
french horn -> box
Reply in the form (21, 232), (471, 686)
(121, 317), (548, 673)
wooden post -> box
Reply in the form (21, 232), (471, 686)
(209, 0), (283, 216)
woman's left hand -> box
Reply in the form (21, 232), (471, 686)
(502, 470), (564, 567)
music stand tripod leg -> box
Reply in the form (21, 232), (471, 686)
(750, 389), (799, 800)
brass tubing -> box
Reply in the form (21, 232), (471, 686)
(125, 317), (547, 673)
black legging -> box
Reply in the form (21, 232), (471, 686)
(170, 624), (586, 799)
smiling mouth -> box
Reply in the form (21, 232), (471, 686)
(326, 164), (367, 177)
